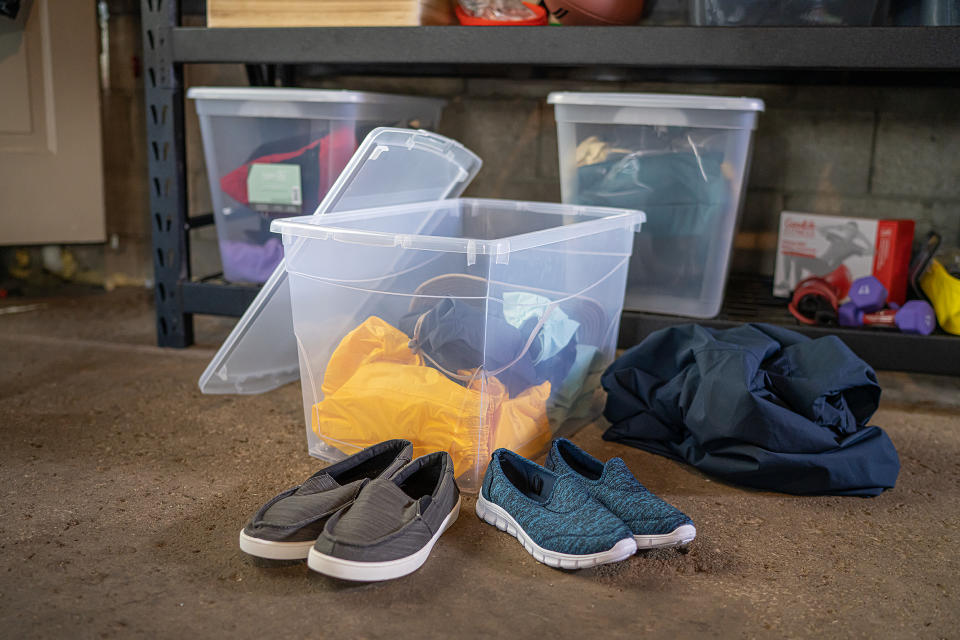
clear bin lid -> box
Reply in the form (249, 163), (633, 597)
(547, 92), (765, 112)
(186, 87), (446, 108)
(198, 128), (482, 394)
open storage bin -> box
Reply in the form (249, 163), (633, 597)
(272, 198), (644, 492)
(549, 92), (764, 318)
(188, 88), (445, 283)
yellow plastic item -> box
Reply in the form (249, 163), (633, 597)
(312, 316), (552, 478)
(574, 136), (632, 167)
(920, 258), (960, 336)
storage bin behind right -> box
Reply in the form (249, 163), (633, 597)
(549, 92), (764, 318)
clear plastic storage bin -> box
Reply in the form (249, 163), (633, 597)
(188, 88), (445, 283)
(272, 198), (644, 492)
(549, 92), (764, 318)
(690, 0), (882, 25)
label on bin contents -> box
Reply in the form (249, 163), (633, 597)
(247, 163), (302, 215)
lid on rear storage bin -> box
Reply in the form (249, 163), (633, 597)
(198, 128), (482, 395)
(547, 92), (765, 129)
(187, 87), (446, 120)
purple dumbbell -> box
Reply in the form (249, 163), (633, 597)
(838, 302), (864, 327)
(893, 300), (937, 335)
(848, 276), (888, 313)
(838, 299), (937, 335)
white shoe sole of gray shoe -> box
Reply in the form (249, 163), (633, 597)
(634, 524), (697, 550)
(306, 497), (461, 582)
(238, 531), (316, 560)
(475, 495), (637, 569)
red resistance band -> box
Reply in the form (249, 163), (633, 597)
(788, 276), (842, 325)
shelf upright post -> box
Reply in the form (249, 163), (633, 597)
(141, 0), (194, 347)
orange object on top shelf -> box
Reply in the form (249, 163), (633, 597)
(455, 1), (549, 25)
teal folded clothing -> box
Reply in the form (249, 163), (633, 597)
(576, 150), (732, 292)
(575, 151), (730, 238)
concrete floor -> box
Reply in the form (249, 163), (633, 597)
(2, 289), (959, 639)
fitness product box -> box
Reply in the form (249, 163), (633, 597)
(773, 212), (915, 305)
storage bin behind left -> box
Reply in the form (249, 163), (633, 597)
(188, 88), (445, 283)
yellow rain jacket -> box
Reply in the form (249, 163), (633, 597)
(311, 316), (552, 478)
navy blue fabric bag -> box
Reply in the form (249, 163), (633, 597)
(602, 323), (900, 496)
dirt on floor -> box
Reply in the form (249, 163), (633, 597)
(1, 289), (958, 639)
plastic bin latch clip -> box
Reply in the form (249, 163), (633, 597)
(466, 240), (477, 267)
(495, 242), (510, 265)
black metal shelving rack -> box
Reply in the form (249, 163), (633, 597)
(141, 0), (960, 374)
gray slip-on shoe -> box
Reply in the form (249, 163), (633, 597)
(239, 439), (413, 560)
(308, 451), (460, 581)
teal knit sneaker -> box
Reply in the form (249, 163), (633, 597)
(545, 439), (696, 550)
(476, 448), (636, 569)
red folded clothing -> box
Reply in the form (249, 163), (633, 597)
(220, 126), (357, 215)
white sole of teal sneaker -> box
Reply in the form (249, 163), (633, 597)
(475, 495), (637, 569)
(238, 531), (316, 560)
(634, 524), (697, 550)
(306, 497), (460, 582)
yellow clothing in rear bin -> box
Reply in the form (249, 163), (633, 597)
(311, 316), (552, 479)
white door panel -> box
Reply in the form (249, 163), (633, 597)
(0, 0), (105, 245)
